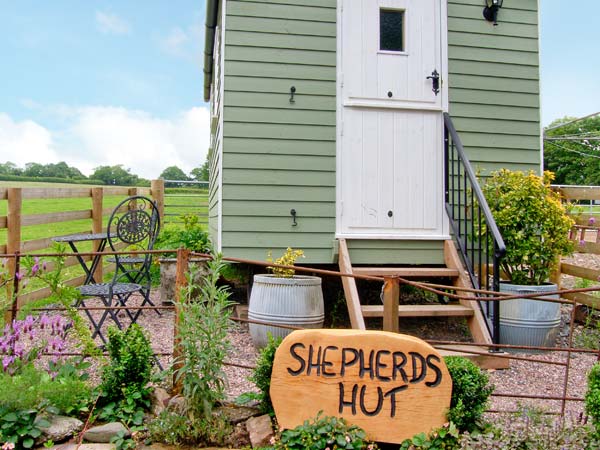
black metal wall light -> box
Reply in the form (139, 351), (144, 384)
(483, 0), (503, 26)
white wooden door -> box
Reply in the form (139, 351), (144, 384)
(337, 0), (447, 238)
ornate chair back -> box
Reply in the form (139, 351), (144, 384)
(107, 195), (160, 287)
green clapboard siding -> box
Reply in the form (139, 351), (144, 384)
(224, 0), (338, 266)
(211, 0), (541, 264)
(448, 0), (541, 177)
(346, 240), (446, 265)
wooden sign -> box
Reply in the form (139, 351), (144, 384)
(270, 329), (452, 444)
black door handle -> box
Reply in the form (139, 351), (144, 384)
(426, 70), (440, 95)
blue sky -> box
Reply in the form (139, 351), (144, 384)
(0, 1), (596, 179)
(540, 0), (600, 125)
(0, 1), (208, 179)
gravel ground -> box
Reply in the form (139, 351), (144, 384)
(484, 250), (600, 418)
(55, 252), (600, 419)
(68, 293), (259, 401)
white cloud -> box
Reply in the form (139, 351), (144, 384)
(95, 11), (131, 35)
(0, 106), (210, 180)
(161, 27), (188, 57)
(159, 24), (203, 61)
(68, 106), (210, 179)
(0, 113), (59, 166)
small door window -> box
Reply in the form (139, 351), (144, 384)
(380, 9), (404, 52)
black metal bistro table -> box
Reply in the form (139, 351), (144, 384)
(52, 232), (115, 284)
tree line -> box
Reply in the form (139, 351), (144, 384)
(544, 115), (600, 185)
(0, 160), (209, 186)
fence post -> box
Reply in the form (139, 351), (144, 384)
(382, 277), (400, 333)
(5, 188), (22, 322)
(172, 247), (190, 392)
(91, 187), (104, 283)
(151, 179), (165, 223)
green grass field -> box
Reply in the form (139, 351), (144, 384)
(0, 181), (208, 247)
(0, 181), (209, 302)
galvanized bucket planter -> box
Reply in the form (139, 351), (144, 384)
(499, 282), (561, 349)
(248, 274), (324, 348)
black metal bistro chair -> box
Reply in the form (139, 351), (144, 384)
(78, 195), (160, 343)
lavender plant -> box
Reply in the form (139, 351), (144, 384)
(17, 246), (99, 356)
(0, 314), (70, 375)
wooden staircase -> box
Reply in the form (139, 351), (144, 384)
(338, 238), (508, 369)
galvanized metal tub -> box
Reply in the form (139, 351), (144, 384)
(248, 274), (324, 348)
(499, 282), (561, 349)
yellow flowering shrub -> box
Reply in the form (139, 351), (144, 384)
(267, 247), (305, 278)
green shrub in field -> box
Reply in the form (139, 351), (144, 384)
(445, 356), (493, 432)
(586, 363), (600, 435)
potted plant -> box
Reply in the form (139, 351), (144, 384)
(154, 215), (212, 304)
(248, 248), (324, 348)
(482, 169), (574, 347)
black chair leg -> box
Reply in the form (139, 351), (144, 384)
(91, 297), (123, 342)
(139, 286), (161, 317)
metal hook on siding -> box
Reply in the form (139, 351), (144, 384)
(290, 208), (298, 226)
(289, 86), (296, 103)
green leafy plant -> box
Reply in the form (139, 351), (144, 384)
(0, 362), (92, 418)
(274, 412), (377, 450)
(248, 333), (282, 415)
(175, 255), (233, 414)
(152, 214), (212, 285)
(482, 169), (574, 285)
(110, 428), (141, 450)
(445, 356), (493, 432)
(150, 253), (233, 446)
(148, 409), (231, 447)
(98, 324), (154, 424)
(586, 363), (600, 436)
(154, 214), (211, 254)
(267, 248), (305, 278)
(573, 279), (600, 350)
(0, 407), (49, 449)
(400, 422), (460, 450)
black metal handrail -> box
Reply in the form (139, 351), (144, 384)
(443, 113), (506, 344)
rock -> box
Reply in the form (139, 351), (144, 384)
(83, 422), (130, 443)
(218, 403), (261, 424)
(167, 395), (186, 413)
(246, 414), (273, 448)
(50, 443), (116, 450)
(151, 387), (171, 416)
(36, 415), (84, 444)
(224, 422), (251, 448)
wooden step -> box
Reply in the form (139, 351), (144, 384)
(436, 344), (510, 370)
(352, 267), (460, 278)
(361, 304), (474, 318)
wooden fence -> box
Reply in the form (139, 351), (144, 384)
(0, 180), (165, 306)
(553, 185), (600, 309)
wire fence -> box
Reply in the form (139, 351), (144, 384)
(1, 248), (600, 419)
(162, 179), (208, 226)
